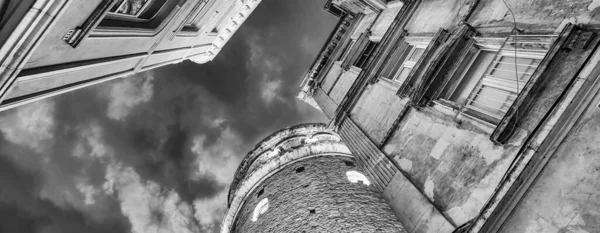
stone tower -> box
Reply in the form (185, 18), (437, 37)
(221, 123), (405, 233)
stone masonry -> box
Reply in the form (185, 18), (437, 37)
(222, 124), (405, 233)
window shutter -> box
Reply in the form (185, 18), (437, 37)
(396, 28), (449, 99)
(342, 32), (371, 70)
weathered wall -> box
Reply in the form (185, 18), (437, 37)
(384, 172), (454, 233)
(232, 156), (405, 233)
(314, 88), (338, 119)
(371, 6), (402, 39)
(330, 67), (361, 104)
(468, 0), (600, 34)
(351, 81), (406, 144)
(499, 88), (600, 233)
(321, 62), (344, 93)
(351, 12), (377, 39)
(404, 0), (469, 34)
(382, 107), (518, 226)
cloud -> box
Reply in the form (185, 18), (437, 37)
(77, 178), (100, 205)
(104, 163), (200, 233)
(0, 1), (338, 233)
(190, 127), (243, 231)
(0, 100), (56, 152)
(194, 190), (228, 231)
(261, 79), (283, 105)
(103, 74), (155, 121)
(75, 123), (112, 159)
(191, 127), (242, 186)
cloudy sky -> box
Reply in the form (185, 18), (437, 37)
(0, 1), (337, 232)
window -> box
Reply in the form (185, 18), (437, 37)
(109, 0), (151, 16)
(252, 198), (269, 222)
(354, 41), (377, 68)
(295, 167), (305, 173)
(346, 171), (370, 185)
(93, 0), (180, 37)
(380, 42), (426, 84)
(257, 188), (264, 197)
(65, 0), (179, 47)
(344, 161), (355, 167)
(439, 37), (548, 124)
(104, 0), (171, 24)
(309, 208), (316, 214)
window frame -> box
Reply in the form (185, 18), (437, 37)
(107, 0), (155, 19)
(391, 44), (426, 83)
(95, 0), (179, 33)
(63, 0), (183, 47)
(353, 40), (378, 69)
(379, 38), (431, 84)
(437, 37), (550, 124)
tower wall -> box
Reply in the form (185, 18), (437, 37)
(222, 124), (405, 233)
(233, 155), (403, 232)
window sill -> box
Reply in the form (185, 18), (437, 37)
(348, 65), (363, 74)
(377, 77), (401, 92)
(431, 100), (496, 135)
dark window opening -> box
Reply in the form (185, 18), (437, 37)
(354, 41), (377, 68)
(344, 161), (355, 167)
(99, 0), (178, 30)
(295, 167), (305, 173)
(257, 188), (264, 197)
(309, 208), (316, 214)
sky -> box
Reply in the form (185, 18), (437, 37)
(0, 1), (337, 233)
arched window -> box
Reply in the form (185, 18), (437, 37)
(252, 198), (269, 222)
(346, 171), (370, 186)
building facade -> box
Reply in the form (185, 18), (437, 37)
(0, 0), (260, 111)
(222, 123), (405, 232)
(298, 0), (600, 232)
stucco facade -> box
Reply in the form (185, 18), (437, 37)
(0, 0), (261, 111)
(298, 0), (600, 232)
(222, 123), (405, 233)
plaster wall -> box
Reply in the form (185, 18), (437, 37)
(351, 81), (406, 144)
(352, 12), (377, 39)
(6, 58), (139, 99)
(22, 0), (153, 69)
(382, 107), (518, 226)
(370, 6), (401, 39)
(403, 0), (469, 34)
(498, 87), (600, 233)
(330, 67), (360, 104)
(142, 48), (190, 67)
(468, 0), (600, 34)
(232, 156), (405, 233)
(153, 0), (230, 51)
(384, 172), (454, 233)
(21, 0), (222, 69)
(321, 61), (344, 93)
